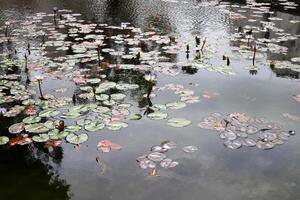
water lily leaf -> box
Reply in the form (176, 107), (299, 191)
(183, 146), (198, 153)
(8, 122), (25, 134)
(147, 112), (168, 120)
(39, 108), (60, 117)
(166, 102), (186, 110)
(65, 125), (82, 132)
(66, 133), (88, 144)
(106, 121), (128, 130)
(160, 158), (178, 168)
(22, 116), (41, 124)
(85, 122), (105, 132)
(129, 114), (142, 120)
(61, 111), (81, 119)
(48, 129), (70, 139)
(87, 78), (101, 84)
(95, 94), (109, 101)
(167, 118), (191, 127)
(147, 152), (166, 162)
(32, 134), (50, 142)
(0, 136), (9, 145)
(111, 93), (126, 100)
(25, 123), (49, 133)
(93, 106), (110, 113)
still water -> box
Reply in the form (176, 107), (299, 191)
(0, 0), (300, 199)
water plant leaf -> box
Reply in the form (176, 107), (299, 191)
(66, 133), (88, 144)
(0, 136), (9, 145)
(147, 112), (168, 120)
(167, 118), (191, 127)
(8, 123), (25, 134)
(32, 134), (50, 142)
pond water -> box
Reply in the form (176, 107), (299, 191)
(0, 0), (300, 199)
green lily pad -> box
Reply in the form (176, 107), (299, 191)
(93, 106), (110, 113)
(95, 94), (109, 101)
(32, 134), (50, 142)
(166, 102), (186, 110)
(65, 125), (82, 132)
(0, 136), (9, 145)
(39, 108), (60, 118)
(129, 114), (142, 120)
(61, 111), (81, 119)
(106, 121), (128, 131)
(8, 122), (25, 134)
(66, 133), (88, 144)
(85, 122), (105, 132)
(148, 112), (168, 120)
(111, 93), (126, 100)
(22, 116), (41, 124)
(167, 118), (191, 127)
(48, 129), (70, 139)
(25, 123), (49, 133)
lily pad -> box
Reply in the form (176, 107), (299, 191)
(22, 116), (41, 124)
(0, 136), (9, 145)
(32, 134), (50, 142)
(8, 122), (25, 134)
(147, 112), (168, 120)
(66, 133), (88, 144)
(167, 118), (191, 127)
(85, 122), (105, 132)
(106, 121), (128, 131)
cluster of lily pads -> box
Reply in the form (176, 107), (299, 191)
(198, 112), (296, 150)
(136, 141), (200, 175)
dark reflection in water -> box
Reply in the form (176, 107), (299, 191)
(0, 145), (70, 199)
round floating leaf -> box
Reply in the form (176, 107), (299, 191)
(224, 140), (242, 149)
(65, 125), (82, 132)
(129, 114), (142, 120)
(8, 122), (25, 134)
(111, 93), (126, 101)
(22, 116), (41, 124)
(93, 106), (110, 113)
(48, 129), (70, 139)
(0, 136), (9, 145)
(39, 108), (60, 118)
(61, 111), (81, 119)
(95, 94), (109, 101)
(147, 112), (168, 120)
(167, 118), (191, 127)
(66, 133), (88, 144)
(32, 134), (50, 142)
(25, 123), (49, 133)
(160, 158), (178, 168)
(183, 145), (198, 153)
(106, 121), (128, 131)
(166, 102), (186, 110)
(87, 78), (101, 84)
(147, 152), (166, 162)
(85, 122), (105, 132)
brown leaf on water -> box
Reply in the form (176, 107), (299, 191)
(149, 168), (159, 177)
(44, 140), (62, 148)
(97, 140), (122, 153)
(9, 134), (32, 146)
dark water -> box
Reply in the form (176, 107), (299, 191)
(0, 0), (300, 200)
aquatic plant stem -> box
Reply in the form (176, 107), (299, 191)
(97, 45), (101, 66)
(253, 44), (256, 66)
(37, 79), (45, 100)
